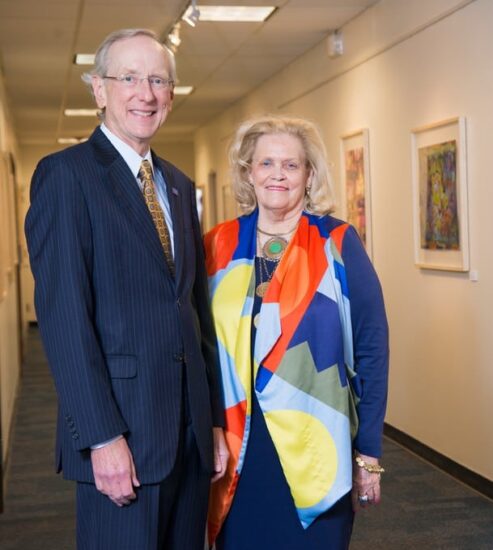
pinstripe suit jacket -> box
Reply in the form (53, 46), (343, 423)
(25, 127), (224, 484)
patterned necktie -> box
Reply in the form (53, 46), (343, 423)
(139, 159), (175, 276)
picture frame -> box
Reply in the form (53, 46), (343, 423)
(195, 183), (206, 233)
(207, 170), (218, 228)
(340, 129), (372, 258)
(411, 117), (469, 271)
(0, 155), (9, 301)
(0, 153), (19, 301)
(5, 153), (19, 269)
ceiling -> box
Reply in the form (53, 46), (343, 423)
(0, 0), (378, 147)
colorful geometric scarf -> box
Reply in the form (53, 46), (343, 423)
(205, 210), (359, 544)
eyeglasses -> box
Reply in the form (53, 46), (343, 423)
(103, 74), (175, 90)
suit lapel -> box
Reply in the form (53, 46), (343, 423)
(89, 128), (170, 275)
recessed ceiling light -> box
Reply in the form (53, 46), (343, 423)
(197, 5), (276, 22)
(74, 54), (95, 65)
(174, 86), (194, 95)
(64, 109), (99, 117)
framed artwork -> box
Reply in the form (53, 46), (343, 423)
(340, 129), (372, 257)
(0, 152), (19, 301)
(411, 117), (469, 271)
(195, 183), (206, 233)
(0, 155), (8, 300)
(207, 171), (218, 227)
(5, 153), (19, 269)
(221, 183), (237, 222)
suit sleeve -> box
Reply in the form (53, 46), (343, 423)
(25, 155), (128, 451)
(189, 183), (225, 427)
(342, 226), (389, 457)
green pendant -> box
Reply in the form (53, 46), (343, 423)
(262, 237), (287, 260)
(268, 241), (283, 255)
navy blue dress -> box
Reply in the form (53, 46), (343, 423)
(216, 224), (388, 550)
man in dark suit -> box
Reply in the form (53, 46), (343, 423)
(25, 28), (228, 550)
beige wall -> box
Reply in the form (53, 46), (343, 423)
(0, 71), (22, 465)
(153, 140), (195, 180)
(194, 0), (493, 479)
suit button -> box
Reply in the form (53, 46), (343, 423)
(173, 353), (184, 362)
(72, 433), (79, 440)
(176, 298), (181, 307)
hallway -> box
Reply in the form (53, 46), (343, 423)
(0, 327), (492, 549)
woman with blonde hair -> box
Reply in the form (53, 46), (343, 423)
(205, 114), (389, 549)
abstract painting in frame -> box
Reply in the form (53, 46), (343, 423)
(411, 117), (469, 271)
(340, 129), (372, 258)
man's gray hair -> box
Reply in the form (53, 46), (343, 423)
(81, 28), (177, 96)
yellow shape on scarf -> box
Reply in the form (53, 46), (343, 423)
(211, 264), (253, 402)
(264, 409), (337, 508)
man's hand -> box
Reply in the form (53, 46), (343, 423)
(90, 437), (140, 506)
(211, 427), (229, 482)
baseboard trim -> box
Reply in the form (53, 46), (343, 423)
(384, 423), (493, 500)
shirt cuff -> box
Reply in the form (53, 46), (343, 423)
(90, 434), (123, 450)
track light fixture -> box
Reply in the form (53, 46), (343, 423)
(167, 22), (182, 53)
(182, 0), (200, 27)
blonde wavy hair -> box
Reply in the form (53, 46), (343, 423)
(229, 114), (336, 215)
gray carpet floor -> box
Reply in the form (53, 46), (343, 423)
(0, 326), (492, 549)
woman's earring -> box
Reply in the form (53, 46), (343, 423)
(305, 186), (312, 197)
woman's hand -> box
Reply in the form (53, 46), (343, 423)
(211, 427), (229, 482)
(351, 453), (382, 511)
